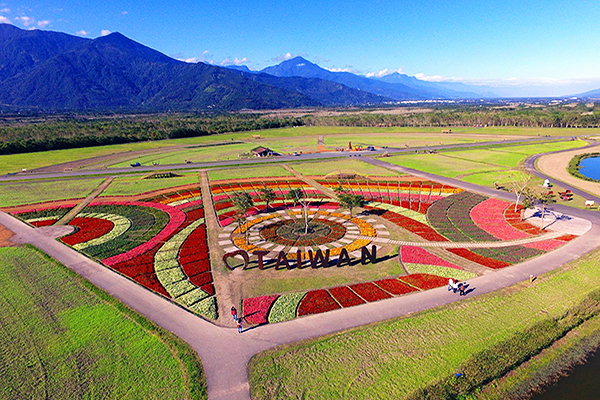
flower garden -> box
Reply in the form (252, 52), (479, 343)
(2, 173), (581, 326)
(8, 187), (217, 320)
(210, 179), (333, 227)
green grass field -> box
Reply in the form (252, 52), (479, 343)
(0, 178), (104, 207)
(1, 126), (595, 175)
(208, 165), (292, 181)
(249, 249), (600, 400)
(102, 174), (201, 196)
(384, 140), (587, 185)
(289, 159), (398, 177)
(0, 246), (206, 399)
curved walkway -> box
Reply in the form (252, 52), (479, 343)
(524, 144), (600, 204)
(2, 156), (600, 400)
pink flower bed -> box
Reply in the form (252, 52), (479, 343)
(242, 295), (279, 325)
(400, 246), (462, 269)
(470, 198), (530, 241)
(525, 239), (564, 251)
(99, 201), (186, 266)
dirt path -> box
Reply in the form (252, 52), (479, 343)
(536, 145), (600, 198)
(55, 177), (114, 225)
(0, 223), (14, 247)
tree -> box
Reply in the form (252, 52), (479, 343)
(521, 187), (556, 230)
(286, 188), (310, 234)
(259, 187), (276, 210)
(508, 172), (532, 212)
(232, 192), (253, 239)
(536, 191), (557, 231)
(334, 183), (365, 217)
(338, 193), (365, 217)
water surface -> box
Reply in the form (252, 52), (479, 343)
(531, 350), (600, 400)
(579, 156), (600, 180)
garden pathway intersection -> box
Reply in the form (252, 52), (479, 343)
(3, 150), (600, 400)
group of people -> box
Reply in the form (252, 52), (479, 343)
(231, 306), (243, 333)
(448, 278), (468, 296)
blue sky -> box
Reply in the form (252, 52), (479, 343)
(2, 0), (600, 95)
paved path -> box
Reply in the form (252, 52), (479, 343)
(3, 151), (600, 400)
(56, 176), (114, 225)
(524, 144), (600, 204)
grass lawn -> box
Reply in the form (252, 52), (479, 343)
(249, 249), (600, 400)
(0, 178), (104, 207)
(109, 142), (255, 168)
(102, 174), (201, 196)
(384, 140), (588, 184)
(289, 159), (398, 177)
(241, 250), (403, 298)
(0, 246), (206, 400)
(208, 165), (292, 181)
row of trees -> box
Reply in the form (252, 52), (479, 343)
(306, 105), (600, 128)
(231, 186), (365, 238)
(0, 114), (304, 155)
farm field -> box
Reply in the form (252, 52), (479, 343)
(0, 245), (205, 400)
(248, 248), (600, 400)
(289, 159), (397, 176)
(384, 140), (588, 188)
(1, 125), (592, 175)
(0, 178), (104, 207)
(207, 165), (292, 181)
(102, 173), (201, 196)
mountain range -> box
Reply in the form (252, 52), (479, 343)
(1, 24), (598, 111)
(0, 24), (388, 111)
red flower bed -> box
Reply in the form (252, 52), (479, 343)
(328, 286), (366, 307)
(556, 234), (578, 242)
(504, 206), (542, 234)
(242, 295), (279, 324)
(215, 201), (234, 211)
(201, 283), (215, 296)
(348, 282), (392, 302)
(31, 219), (57, 227)
(374, 279), (418, 295)
(371, 208), (448, 242)
(447, 248), (510, 269)
(297, 290), (341, 316)
(189, 272), (213, 287)
(398, 273), (448, 290)
(62, 217), (114, 246)
(133, 273), (170, 297)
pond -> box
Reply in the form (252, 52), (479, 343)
(531, 350), (600, 400)
(579, 156), (600, 181)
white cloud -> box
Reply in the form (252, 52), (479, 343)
(121, 11), (128, 15)
(271, 52), (306, 62)
(0, 8), (10, 13)
(324, 66), (359, 73)
(181, 57), (201, 63)
(218, 57), (249, 66)
(75, 30), (89, 36)
(202, 50), (209, 55)
(15, 15), (33, 26)
(37, 20), (50, 28)
(366, 67), (405, 78)
(0, 15), (9, 24)
(100, 29), (111, 36)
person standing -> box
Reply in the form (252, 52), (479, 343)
(237, 317), (243, 334)
(458, 282), (466, 296)
(448, 278), (454, 292)
(231, 306), (237, 322)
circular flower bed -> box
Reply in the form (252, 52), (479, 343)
(260, 218), (346, 247)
